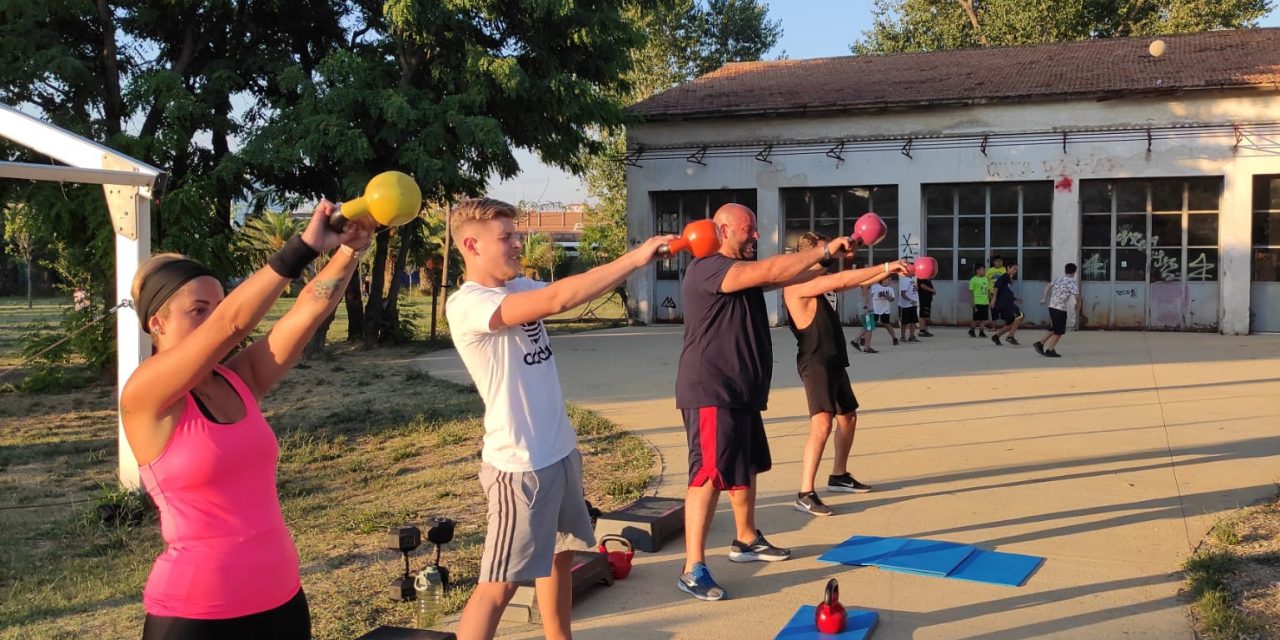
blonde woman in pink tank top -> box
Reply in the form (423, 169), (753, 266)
(120, 201), (375, 639)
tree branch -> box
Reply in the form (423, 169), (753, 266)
(957, 0), (990, 46)
(95, 0), (124, 135)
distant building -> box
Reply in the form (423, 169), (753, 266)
(623, 28), (1280, 334)
(516, 204), (587, 256)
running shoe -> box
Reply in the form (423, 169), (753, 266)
(677, 562), (726, 601)
(729, 530), (791, 563)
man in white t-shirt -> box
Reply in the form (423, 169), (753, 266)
(1034, 262), (1083, 358)
(446, 197), (668, 640)
(864, 281), (900, 348)
(897, 274), (919, 342)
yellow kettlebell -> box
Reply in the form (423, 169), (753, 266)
(329, 171), (423, 230)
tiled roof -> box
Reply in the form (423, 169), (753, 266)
(629, 28), (1280, 120)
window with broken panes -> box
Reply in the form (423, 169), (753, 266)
(1254, 176), (1280, 282)
(923, 182), (1053, 281)
(652, 190), (756, 280)
(1079, 178), (1220, 283)
(781, 186), (899, 269)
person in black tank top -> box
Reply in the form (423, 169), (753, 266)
(783, 233), (910, 517)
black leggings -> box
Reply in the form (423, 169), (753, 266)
(142, 588), (310, 640)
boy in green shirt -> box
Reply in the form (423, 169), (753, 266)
(968, 264), (990, 338)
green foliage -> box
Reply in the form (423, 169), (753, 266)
(521, 231), (566, 280)
(236, 210), (305, 269)
(854, 0), (1274, 54)
(1184, 549), (1237, 599)
(582, 0), (781, 268)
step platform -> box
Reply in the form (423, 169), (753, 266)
(355, 626), (456, 639)
(501, 550), (614, 623)
(593, 496), (684, 553)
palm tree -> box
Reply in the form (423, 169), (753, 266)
(522, 232), (565, 282)
(236, 209), (305, 268)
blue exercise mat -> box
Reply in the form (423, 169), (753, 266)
(817, 535), (910, 566)
(880, 548), (1044, 587)
(819, 535), (1044, 587)
(867, 539), (976, 576)
(775, 605), (879, 640)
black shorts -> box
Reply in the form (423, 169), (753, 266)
(900, 307), (919, 324)
(142, 588), (310, 640)
(683, 407), (771, 490)
(875, 312), (892, 325)
(995, 304), (1023, 324)
(919, 302), (932, 319)
(1049, 307), (1068, 335)
(798, 362), (859, 417)
(972, 305), (990, 321)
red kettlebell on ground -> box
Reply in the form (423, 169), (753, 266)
(597, 535), (634, 580)
(815, 578), (847, 634)
(850, 212), (888, 247)
(905, 256), (938, 280)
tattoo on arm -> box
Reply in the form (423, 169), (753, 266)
(310, 278), (341, 301)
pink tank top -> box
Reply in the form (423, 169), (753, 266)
(138, 365), (300, 619)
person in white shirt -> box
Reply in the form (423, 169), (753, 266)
(861, 280), (900, 349)
(1034, 262), (1083, 358)
(446, 197), (669, 640)
(897, 274), (920, 342)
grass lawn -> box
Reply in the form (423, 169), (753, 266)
(1183, 491), (1280, 640)
(0, 297), (73, 367)
(0, 342), (654, 639)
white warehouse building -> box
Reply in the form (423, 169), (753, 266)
(622, 28), (1280, 334)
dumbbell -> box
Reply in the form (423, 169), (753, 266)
(329, 170), (423, 231)
(658, 219), (721, 257)
(849, 212), (888, 247)
(905, 256), (938, 279)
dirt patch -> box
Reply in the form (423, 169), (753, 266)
(1187, 491), (1280, 640)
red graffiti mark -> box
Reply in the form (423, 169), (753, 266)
(1055, 175), (1074, 192)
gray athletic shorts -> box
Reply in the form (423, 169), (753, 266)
(478, 449), (595, 583)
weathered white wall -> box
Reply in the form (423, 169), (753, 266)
(625, 92), (1280, 334)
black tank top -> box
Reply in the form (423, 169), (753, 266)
(789, 292), (849, 368)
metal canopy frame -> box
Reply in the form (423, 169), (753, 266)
(0, 103), (163, 489)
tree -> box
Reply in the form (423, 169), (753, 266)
(2, 202), (35, 308)
(853, 0), (1274, 54)
(581, 0), (781, 272)
(521, 232), (566, 282)
(235, 210), (304, 267)
(0, 0), (343, 374)
(241, 0), (650, 344)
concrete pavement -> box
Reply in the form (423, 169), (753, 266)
(413, 327), (1280, 639)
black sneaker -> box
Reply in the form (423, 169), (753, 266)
(828, 473), (872, 493)
(1045, 350), (1062, 358)
(1033, 341), (1044, 355)
(892, 337), (900, 346)
(907, 336), (920, 343)
(968, 328), (976, 338)
(918, 330), (934, 337)
(863, 346), (879, 354)
(979, 330), (987, 337)
(850, 339), (862, 352)
(1005, 336), (1020, 345)
(991, 335), (1002, 346)
(729, 530), (791, 563)
(795, 492), (833, 517)
(677, 562), (726, 601)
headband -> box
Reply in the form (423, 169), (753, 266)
(136, 259), (218, 333)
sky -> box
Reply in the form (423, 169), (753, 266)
(487, 1), (1280, 207)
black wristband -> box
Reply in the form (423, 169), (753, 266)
(268, 235), (320, 279)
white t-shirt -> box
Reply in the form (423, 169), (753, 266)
(898, 276), (918, 308)
(870, 283), (895, 315)
(446, 278), (576, 472)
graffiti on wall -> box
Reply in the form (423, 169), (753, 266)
(1187, 251), (1216, 281)
(1115, 226), (1179, 281)
(900, 232), (918, 259)
(1082, 251), (1108, 279)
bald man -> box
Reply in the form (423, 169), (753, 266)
(674, 203), (853, 601)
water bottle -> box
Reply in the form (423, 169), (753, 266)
(414, 565), (444, 629)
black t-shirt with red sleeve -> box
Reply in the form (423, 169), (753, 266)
(675, 253), (772, 411)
